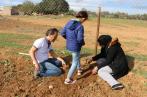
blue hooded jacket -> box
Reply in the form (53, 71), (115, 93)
(60, 19), (85, 52)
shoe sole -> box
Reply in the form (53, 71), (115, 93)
(77, 73), (82, 76)
(112, 86), (124, 90)
(64, 80), (76, 85)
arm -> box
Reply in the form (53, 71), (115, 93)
(60, 27), (66, 39)
(92, 47), (106, 61)
(87, 47), (106, 64)
(77, 26), (85, 46)
(49, 50), (67, 69)
(29, 46), (40, 71)
(103, 46), (116, 66)
(49, 50), (66, 64)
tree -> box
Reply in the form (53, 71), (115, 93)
(11, 6), (19, 15)
(65, 10), (76, 15)
(20, 1), (35, 15)
(101, 11), (110, 17)
(36, 0), (69, 15)
(11, 4), (23, 15)
(142, 14), (147, 20)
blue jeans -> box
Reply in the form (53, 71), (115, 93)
(67, 51), (80, 79)
(38, 58), (62, 77)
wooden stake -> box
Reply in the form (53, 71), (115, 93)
(18, 52), (30, 56)
(95, 7), (101, 55)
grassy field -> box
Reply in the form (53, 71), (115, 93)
(101, 18), (147, 27)
(7, 15), (147, 27)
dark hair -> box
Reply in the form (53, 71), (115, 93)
(97, 35), (112, 46)
(46, 28), (58, 36)
(75, 11), (88, 20)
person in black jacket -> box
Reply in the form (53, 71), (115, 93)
(87, 35), (129, 90)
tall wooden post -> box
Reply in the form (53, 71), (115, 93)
(95, 7), (101, 55)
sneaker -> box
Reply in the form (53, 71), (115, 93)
(112, 83), (124, 90)
(64, 79), (76, 84)
(34, 71), (42, 79)
(77, 69), (83, 76)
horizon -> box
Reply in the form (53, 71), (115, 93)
(0, 0), (147, 15)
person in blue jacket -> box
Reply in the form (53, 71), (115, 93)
(61, 11), (88, 84)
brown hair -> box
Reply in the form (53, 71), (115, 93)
(46, 28), (58, 36)
(75, 11), (88, 20)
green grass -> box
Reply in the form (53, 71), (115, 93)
(101, 18), (147, 27)
(54, 47), (93, 57)
(132, 69), (147, 79)
(8, 15), (147, 28)
(133, 54), (147, 61)
(127, 53), (147, 61)
(0, 33), (33, 48)
(54, 48), (71, 56)
(0, 33), (34, 54)
(123, 41), (139, 47)
(81, 48), (93, 54)
(0, 33), (33, 40)
(0, 41), (24, 48)
(82, 15), (147, 28)
(144, 83), (147, 87)
(138, 70), (147, 79)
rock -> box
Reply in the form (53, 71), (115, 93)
(49, 85), (53, 89)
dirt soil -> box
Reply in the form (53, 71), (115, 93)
(0, 16), (147, 97)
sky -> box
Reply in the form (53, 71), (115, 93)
(0, 0), (147, 14)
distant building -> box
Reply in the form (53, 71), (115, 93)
(0, 6), (12, 16)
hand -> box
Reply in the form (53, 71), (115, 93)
(34, 64), (40, 71)
(86, 58), (93, 64)
(92, 66), (98, 75)
(61, 60), (66, 65)
(62, 64), (67, 71)
(57, 57), (66, 65)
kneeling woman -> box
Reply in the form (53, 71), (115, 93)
(88, 35), (129, 90)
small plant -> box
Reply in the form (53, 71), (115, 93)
(81, 48), (93, 55)
(0, 59), (11, 66)
(54, 48), (94, 57)
(54, 48), (71, 56)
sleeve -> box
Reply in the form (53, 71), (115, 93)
(60, 26), (66, 39)
(103, 46), (117, 66)
(33, 39), (42, 49)
(77, 26), (85, 46)
(92, 47), (106, 61)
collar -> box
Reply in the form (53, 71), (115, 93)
(109, 38), (119, 47)
(71, 18), (80, 21)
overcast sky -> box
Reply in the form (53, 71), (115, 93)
(0, 0), (147, 14)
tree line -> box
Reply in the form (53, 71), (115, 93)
(101, 11), (147, 20)
(11, 0), (147, 20)
(12, 0), (69, 15)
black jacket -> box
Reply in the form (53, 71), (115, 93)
(92, 42), (129, 78)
